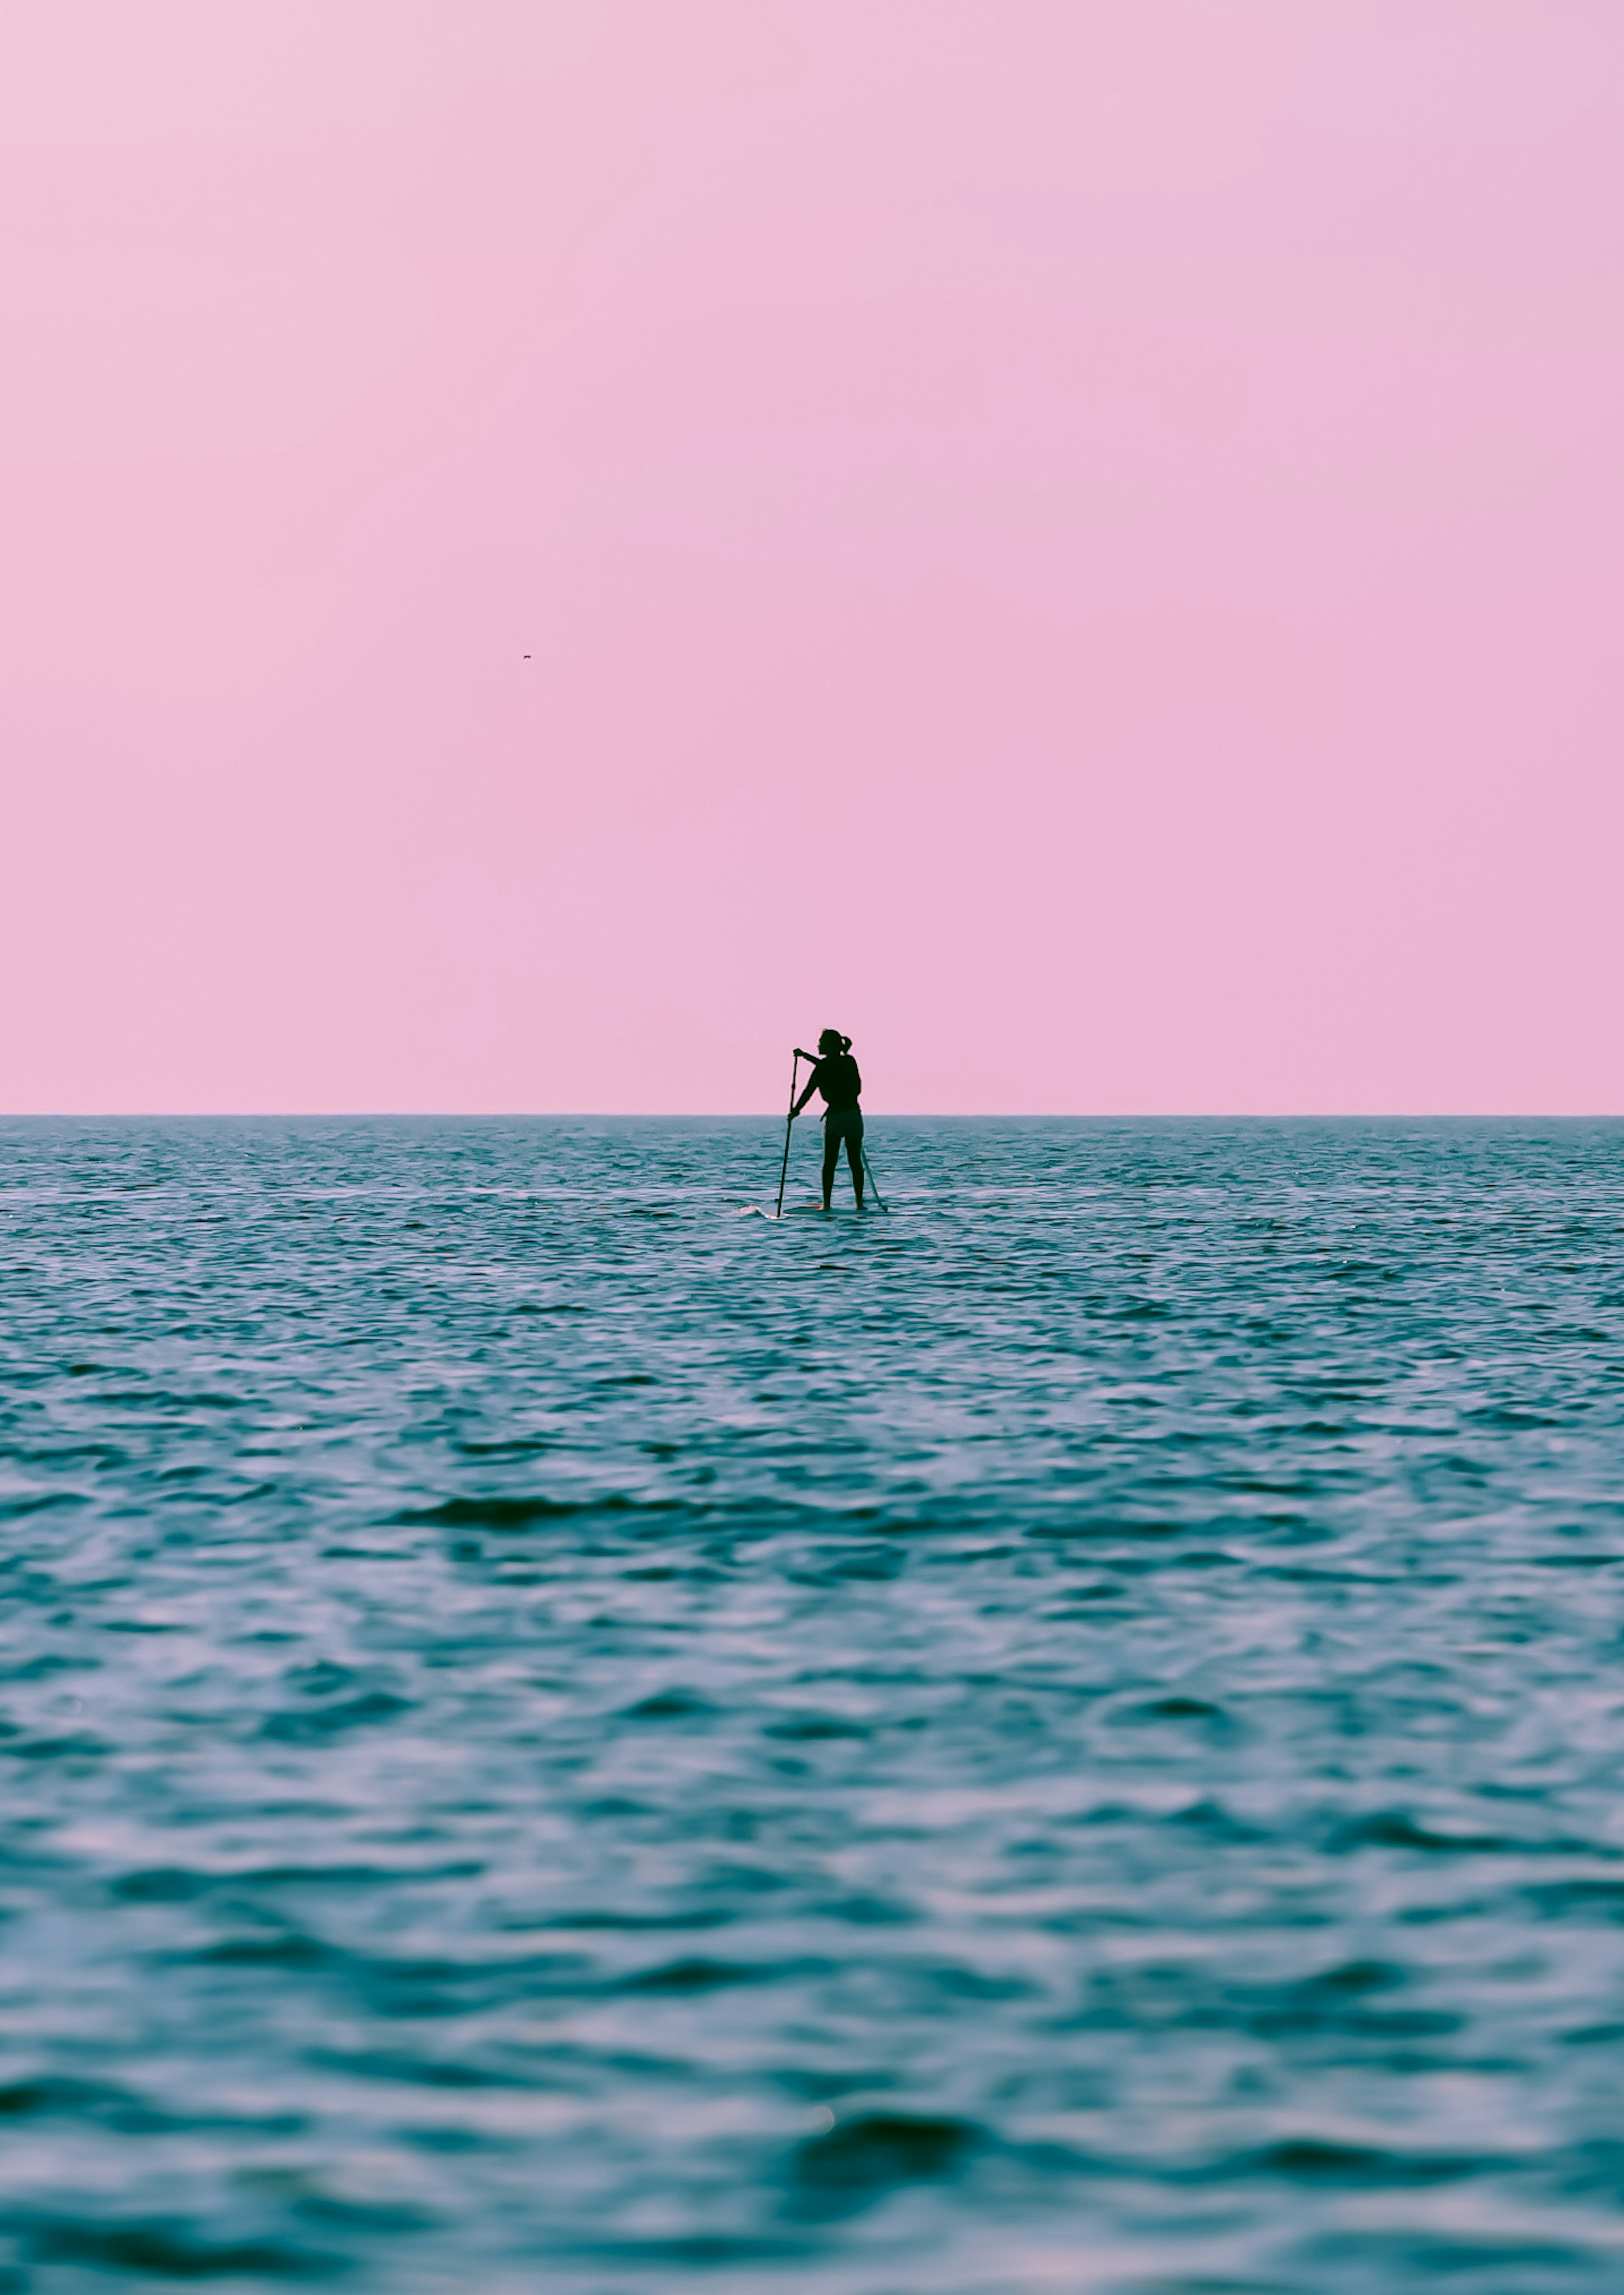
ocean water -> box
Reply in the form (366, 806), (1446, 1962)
(5, 1115), (1624, 2295)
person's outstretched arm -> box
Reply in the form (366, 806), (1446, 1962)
(791, 1062), (823, 1118)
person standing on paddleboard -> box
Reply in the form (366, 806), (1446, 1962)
(791, 1031), (865, 1212)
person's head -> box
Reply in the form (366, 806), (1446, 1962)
(817, 1029), (851, 1056)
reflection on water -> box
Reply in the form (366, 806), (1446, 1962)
(4, 1116), (1624, 2291)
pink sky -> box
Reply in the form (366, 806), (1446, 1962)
(3, 1), (1621, 1112)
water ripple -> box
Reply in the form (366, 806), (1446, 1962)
(4, 1116), (1624, 2290)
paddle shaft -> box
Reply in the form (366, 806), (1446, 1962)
(774, 1053), (801, 1218)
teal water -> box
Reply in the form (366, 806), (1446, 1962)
(4, 1116), (1624, 2293)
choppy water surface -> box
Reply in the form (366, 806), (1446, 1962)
(5, 1118), (1624, 2292)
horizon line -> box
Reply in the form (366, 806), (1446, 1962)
(4, 1110), (1622, 1124)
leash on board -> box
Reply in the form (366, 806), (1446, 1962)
(774, 1051), (801, 1219)
(861, 1143), (889, 1213)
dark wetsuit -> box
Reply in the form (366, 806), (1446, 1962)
(809, 1052), (863, 1141)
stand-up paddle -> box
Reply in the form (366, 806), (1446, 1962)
(774, 1052), (801, 1219)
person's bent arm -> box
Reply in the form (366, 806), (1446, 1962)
(791, 1063), (823, 1118)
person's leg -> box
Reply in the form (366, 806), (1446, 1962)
(821, 1127), (838, 1210)
(847, 1130), (865, 1207)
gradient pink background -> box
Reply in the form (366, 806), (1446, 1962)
(4, 2), (1621, 1113)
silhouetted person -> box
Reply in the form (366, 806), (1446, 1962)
(792, 1030), (864, 1211)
